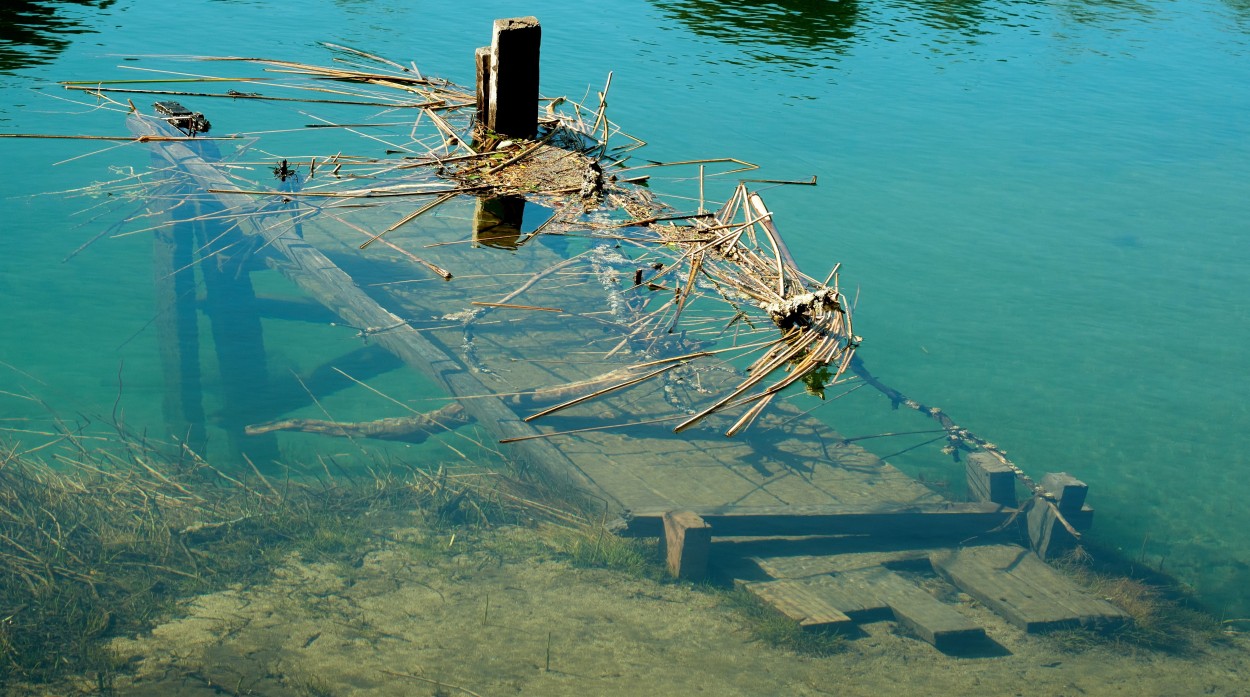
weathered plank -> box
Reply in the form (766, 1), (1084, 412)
(930, 544), (1128, 633)
(740, 567), (984, 650)
(615, 501), (1014, 539)
(850, 567), (985, 651)
(740, 578), (855, 631)
(748, 550), (933, 580)
(764, 572), (890, 621)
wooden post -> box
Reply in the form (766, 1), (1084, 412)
(475, 46), (492, 128)
(663, 510), (712, 581)
(1027, 472), (1092, 559)
(1041, 472), (1088, 512)
(486, 16), (541, 139)
(965, 451), (1016, 507)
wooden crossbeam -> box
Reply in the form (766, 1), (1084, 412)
(614, 502), (1015, 540)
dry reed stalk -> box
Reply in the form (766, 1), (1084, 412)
(1, 132), (239, 142)
(65, 84), (438, 108)
(361, 191), (456, 249)
(470, 302), (564, 313)
(523, 362), (685, 422)
(205, 184), (483, 198)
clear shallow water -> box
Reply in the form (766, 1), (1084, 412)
(2, 0), (1249, 617)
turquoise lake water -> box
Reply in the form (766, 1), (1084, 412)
(2, 0), (1249, 620)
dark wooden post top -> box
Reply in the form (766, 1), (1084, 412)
(487, 16), (541, 139)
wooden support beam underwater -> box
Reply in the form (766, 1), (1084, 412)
(152, 181), (207, 454)
(615, 502), (1015, 540)
(192, 193), (278, 463)
(129, 113), (613, 503)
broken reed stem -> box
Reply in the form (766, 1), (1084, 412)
(470, 302), (564, 313)
(1, 133), (239, 142)
(321, 42), (412, 73)
(523, 362), (685, 422)
(206, 184), (484, 199)
(64, 84), (442, 108)
(361, 191), (456, 249)
(319, 209), (453, 280)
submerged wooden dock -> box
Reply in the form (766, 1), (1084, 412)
(114, 18), (1126, 652)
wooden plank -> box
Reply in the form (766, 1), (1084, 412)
(789, 573), (890, 621)
(615, 501), (1014, 539)
(739, 567), (985, 650)
(930, 545), (1128, 633)
(740, 578), (854, 631)
(850, 567), (985, 651)
(749, 550), (933, 580)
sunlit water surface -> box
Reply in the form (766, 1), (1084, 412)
(2, 0), (1249, 617)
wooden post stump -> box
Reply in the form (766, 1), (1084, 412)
(1027, 472), (1092, 559)
(475, 46), (492, 127)
(663, 510), (712, 581)
(1041, 472), (1088, 512)
(484, 16), (541, 139)
(965, 451), (1016, 507)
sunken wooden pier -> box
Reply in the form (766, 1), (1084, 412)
(124, 21), (1125, 652)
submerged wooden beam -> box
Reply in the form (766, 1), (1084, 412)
(152, 183), (207, 453)
(130, 113), (615, 506)
(193, 196), (278, 463)
(614, 502), (1015, 540)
